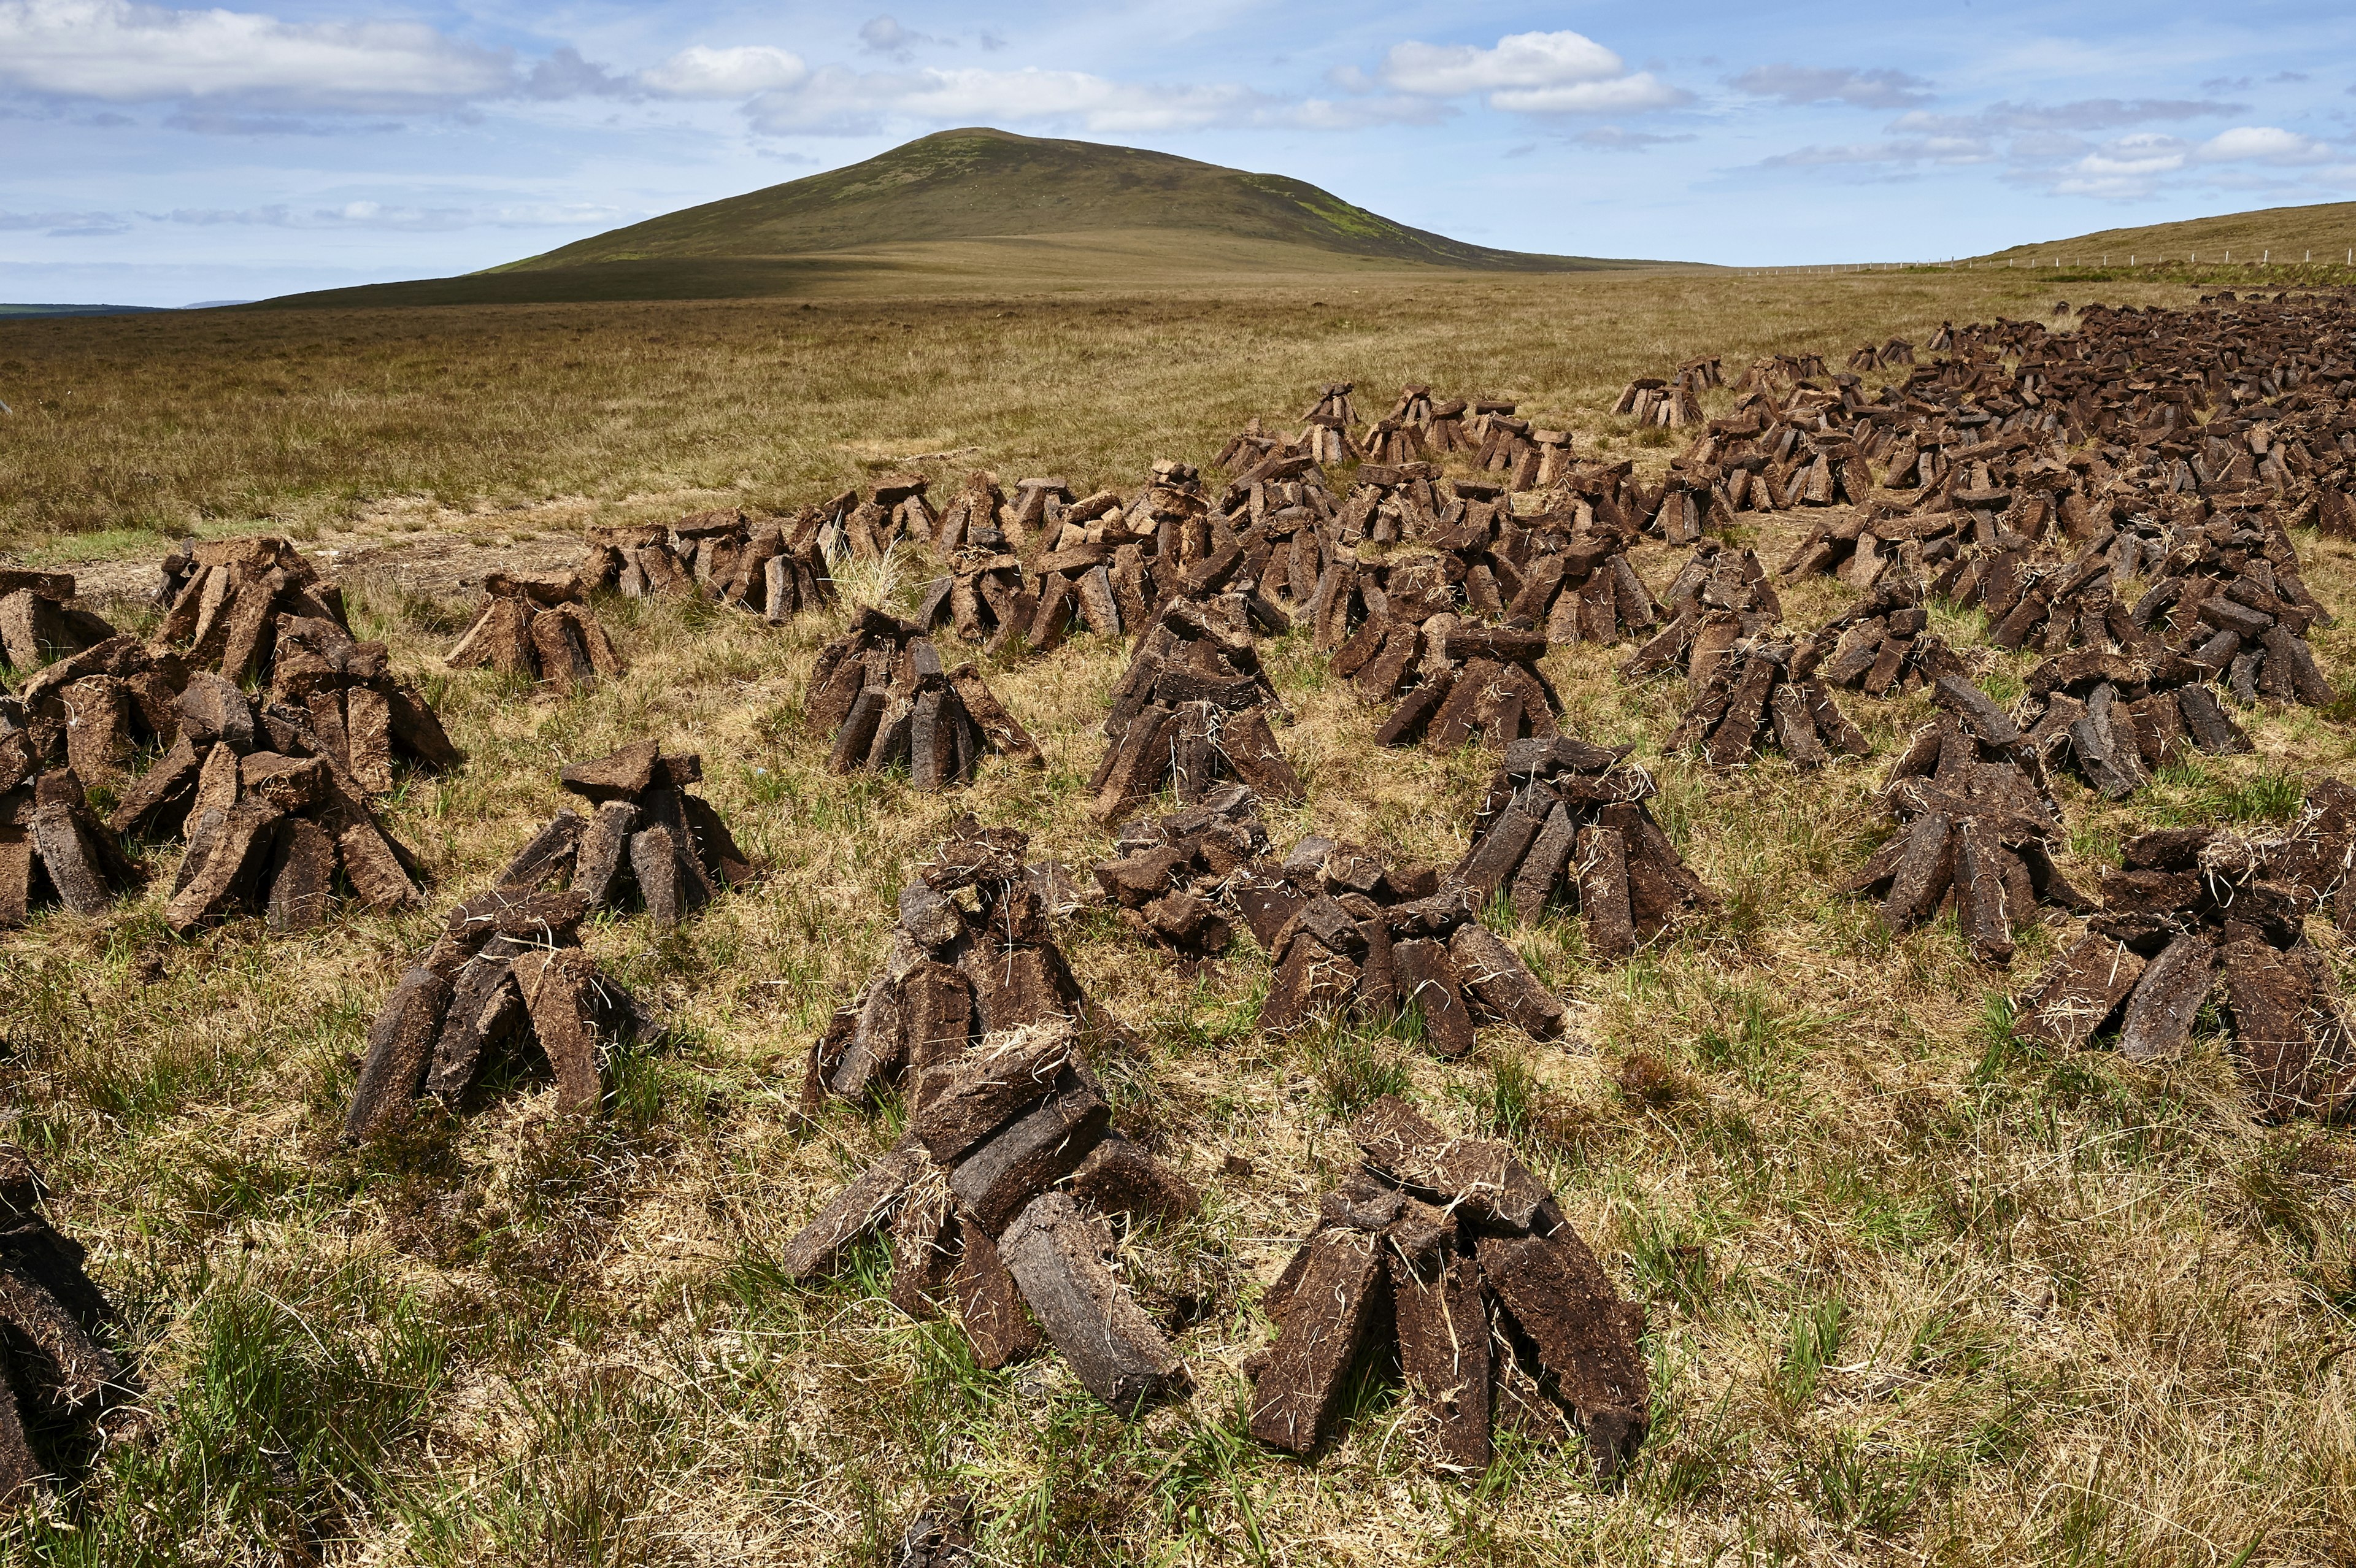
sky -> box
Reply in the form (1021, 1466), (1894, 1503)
(4, 1), (2356, 305)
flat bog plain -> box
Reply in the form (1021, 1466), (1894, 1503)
(0, 258), (2354, 1568)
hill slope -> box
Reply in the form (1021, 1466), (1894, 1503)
(1985, 199), (2356, 264)
(254, 128), (1674, 309)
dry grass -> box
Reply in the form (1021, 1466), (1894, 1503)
(1, 267), (2353, 1566)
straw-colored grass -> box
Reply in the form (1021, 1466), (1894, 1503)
(0, 266), (2352, 1565)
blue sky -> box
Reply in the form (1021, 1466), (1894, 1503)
(4, 2), (2355, 304)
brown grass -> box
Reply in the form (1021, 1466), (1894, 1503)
(1, 267), (2352, 1566)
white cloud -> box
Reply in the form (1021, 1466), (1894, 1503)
(1576, 126), (1697, 152)
(642, 44), (809, 98)
(1892, 98), (2242, 136)
(742, 64), (1430, 136)
(1376, 29), (1688, 116)
(860, 17), (942, 61)
(156, 200), (623, 231)
(1728, 64), (1932, 110)
(1761, 136), (1993, 168)
(2196, 125), (2333, 165)
(0, 0), (512, 107)
(0, 207), (128, 236)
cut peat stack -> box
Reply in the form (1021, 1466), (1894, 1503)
(2017, 650), (2252, 799)
(1212, 417), (1298, 474)
(808, 610), (1043, 791)
(1669, 631), (1870, 768)
(1612, 374), (1704, 430)
(1246, 1096), (1646, 1478)
(488, 739), (752, 928)
(264, 614), (462, 791)
(1090, 596), (1300, 823)
(1778, 502), (1969, 590)
(1238, 831), (1565, 1049)
(0, 763), (141, 929)
(151, 536), (353, 686)
(0, 571), (117, 674)
(1092, 785), (1265, 962)
(344, 888), (660, 1137)
(807, 818), (1131, 1104)
(0, 1145), (138, 1502)
(2015, 783), (2356, 1120)
(445, 572), (628, 690)
(2, 634), (182, 790)
(1363, 624), (1566, 755)
(1850, 679), (2082, 965)
(110, 672), (426, 934)
(1801, 583), (1969, 698)
(914, 472), (1187, 655)
(782, 1024), (1195, 1413)
(1452, 737), (1714, 956)
(1621, 544), (1783, 683)
(2131, 512), (2336, 708)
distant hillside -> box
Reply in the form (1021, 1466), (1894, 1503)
(1984, 199), (2356, 265)
(0, 303), (167, 319)
(255, 128), (1680, 310)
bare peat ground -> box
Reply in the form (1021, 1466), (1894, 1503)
(1, 269), (2353, 1566)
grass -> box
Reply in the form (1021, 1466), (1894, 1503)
(0, 264), (2353, 1563)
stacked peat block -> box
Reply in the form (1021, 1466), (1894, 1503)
(1779, 502), (1974, 590)
(785, 1024), (1195, 1413)
(345, 887), (661, 1137)
(1612, 374), (1704, 429)
(1363, 402), (1428, 467)
(1467, 406), (1545, 490)
(1450, 737), (1715, 958)
(1363, 624), (1568, 755)
(1803, 583), (1971, 698)
(2015, 783), (2356, 1118)
(263, 613), (462, 791)
(1091, 598), (1301, 823)
(1622, 544), (1782, 683)
(1848, 339), (1916, 372)
(1213, 418), (1299, 473)
(489, 740), (752, 928)
(1234, 831), (1565, 1050)
(0, 756), (139, 928)
(1, 634), (182, 790)
(809, 610), (1044, 791)
(580, 523), (695, 599)
(2017, 650), (2252, 799)
(915, 474), (1190, 655)
(152, 536), (350, 686)
(445, 572), (627, 689)
(2131, 512), (2336, 707)
(1092, 785), (1265, 962)
(0, 1146), (139, 1502)
(790, 825), (1197, 1414)
(0, 571), (117, 674)
(1332, 464), (1495, 550)
(1247, 1096), (1646, 1477)
(807, 819), (1130, 1104)
(101, 669), (426, 932)
(1850, 678), (2085, 965)
(923, 471), (1009, 553)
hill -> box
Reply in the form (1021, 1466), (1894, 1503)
(1984, 198), (2356, 266)
(252, 128), (1676, 309)
(0, 303), (167, 319)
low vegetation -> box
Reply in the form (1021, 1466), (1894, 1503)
(1, 266), (2351, 1565)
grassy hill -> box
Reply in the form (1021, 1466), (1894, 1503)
(252, 128), (1678, 309)
(1984, 198), (2356, 266)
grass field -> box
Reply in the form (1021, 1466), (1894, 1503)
(2, 265), (2354, 1566)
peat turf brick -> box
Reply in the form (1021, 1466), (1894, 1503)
(2016, 936), (2147, 1047)
(948, 1084), (1111, 1236)
(779, 1132), (927, 1280)
(344, 967), (452, 1140)
(1350, 1095), (1553, 1234)
(2116, 932), (2217, 1063)
(1388, 1250), (1493, 1472)
(1574, 826), (1637, 961)
(1064, 1134), (1200, 1226)
(514, 948), (604, 1115)
(2222, 939), (2356, 1122)
(1476, 1229), (1649, 1480)
(1447, 922), (1566, 1039)
(496, 809), (583, 890)
(998, 1192), (1180, 1414)
(952, 1214), (1041, 1369)
(571, 800), (637, 907)
(1248, 1228), (1391, 1454)
(1393, 939), (1476, 1059)
(910, 1025), (1077, 1165)
(262, 815), (335, 934)
(887, 1177), (960, 1321)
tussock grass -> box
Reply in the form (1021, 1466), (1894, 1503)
(1, 268), (2354, 1563)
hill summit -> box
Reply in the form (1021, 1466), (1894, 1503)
(256, 128), (1661, 309)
